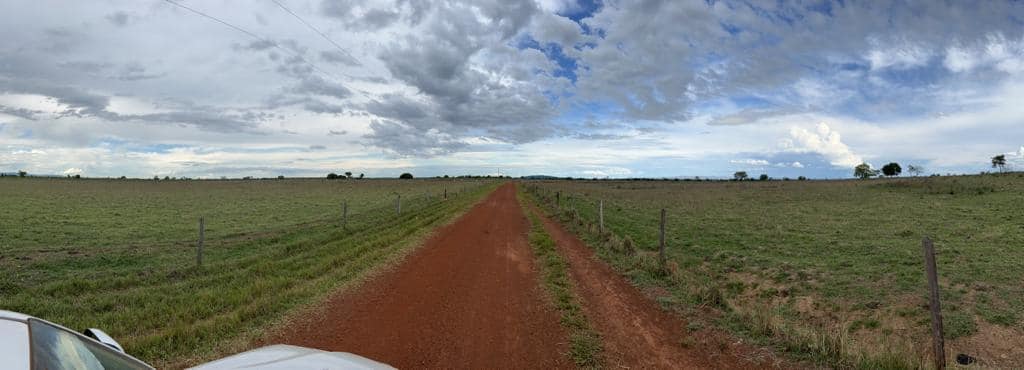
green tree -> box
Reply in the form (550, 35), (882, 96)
(399, 172), (414, 179)
(854, 163), (878, 179)
(344, 171), (352, 178)
(17, 170), (27, 177)
(327, 172), (339, 179)
(758, 174), (769, 181)
(358, 173), (364, 179)
(992, 154), (1007, 172)
(733, 171), (748, 181)
(881, 162), (902, 177)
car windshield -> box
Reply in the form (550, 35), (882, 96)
(29, 319), (150, 370)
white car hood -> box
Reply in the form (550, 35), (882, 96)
(188, 344), (395, 370)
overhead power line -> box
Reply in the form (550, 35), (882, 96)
(269, 0), (360, 66)
(160, 0), (342, 83)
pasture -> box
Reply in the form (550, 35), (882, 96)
(526, 173), (1024, 368)
(0, 177), (495, 367)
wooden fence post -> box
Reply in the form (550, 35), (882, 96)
(922, 237), (946, 369)
(599, 200), (604, 233)
(197, 216), (204, 267)
(444, 188), (447, 200)
(659, 209), (666, 263)
(342, 201), (348, 229)
(556, 191), (560, 209)
(396, 194), (402, 214)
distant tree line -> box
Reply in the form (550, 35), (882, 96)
(326, 172), (364, 179)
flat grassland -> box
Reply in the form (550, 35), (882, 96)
(0, 177), (495, 367)
(527, 173), (1024, 368)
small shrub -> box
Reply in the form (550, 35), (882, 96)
(621, 235), (637, 255)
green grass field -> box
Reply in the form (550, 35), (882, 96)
(526, 173), (1024, 368)
(0, 177), (496, 367)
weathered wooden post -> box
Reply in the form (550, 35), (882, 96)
(659, 209), (666, 263)
(444, 187), (447, 200)
(342, 201), (348, 229)
(396, 194), (402, 214)
(922, 237), (946, 369)
(197, 216), (204, 267)
(556, 191), (560, 209)
(599, 200), (604, 233)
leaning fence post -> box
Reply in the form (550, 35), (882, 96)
(659, 209), (666, 263)
(197, 216), (204, 267)
(922, 237), (946, 369)
(599, 200), (604, 233)
(342, 201), (348, 230)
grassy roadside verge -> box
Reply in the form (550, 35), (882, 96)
(517, 188), (603, 368)
(2, 181), (499, 368)
(521, 183), (919, 369)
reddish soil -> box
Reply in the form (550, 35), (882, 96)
(528, 203), (787, 369)
(267, 183), (572, 369)
(269, 183), (786, 369)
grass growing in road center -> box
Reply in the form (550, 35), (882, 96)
(518, 189), (603, 368)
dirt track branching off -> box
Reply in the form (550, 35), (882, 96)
(524, 174), (1024, 368)
(519, 190), (604, 368)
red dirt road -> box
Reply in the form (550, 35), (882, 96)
(270, 183), (781, 369)
(269, 183), (572, 369)
(529, 204), (781, 369)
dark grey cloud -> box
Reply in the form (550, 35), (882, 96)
(364, 119), (467, 157)
(571, 0), (1024, 123)
(0, 77), (111, 118)
(105, 11), (131, 27)
(120, 111), (261, 133)
(320, 0), (432, 30)
(2, 0), (1024, 178)
(361, 0), (560, 155)
(58, 61), (113, 74)
(292, 75), (351, 99)
(0, 70), (259, 134)
(707, 108), (797, 126)
(0, 106), (42, 120)
(116, 62), (165, 81)
(320, 50), (360, 67)
(300, 99), (346, 114)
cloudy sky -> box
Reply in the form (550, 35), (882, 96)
(2, 0), (1023, 179)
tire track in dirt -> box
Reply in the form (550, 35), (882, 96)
(266, 183), (572, 369)
(527, 202), (786, 369)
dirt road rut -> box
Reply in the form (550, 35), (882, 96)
(269, 183), (571, 369)
(270, 183), (777, 369)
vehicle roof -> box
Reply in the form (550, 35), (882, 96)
(0, 310), (33, 322)
(188, 344), (395, 370)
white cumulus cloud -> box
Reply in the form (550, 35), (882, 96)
(730, 159), (770, 166)
(784, 122), (863, 168)
(62, 167), (83, 175)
